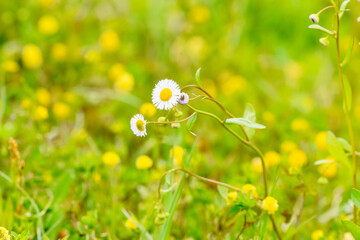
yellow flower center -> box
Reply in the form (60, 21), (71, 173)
(160, 88), (172, 101)
(136, 119), (145, 131)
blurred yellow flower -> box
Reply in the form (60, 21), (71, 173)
(125, 218), (137, 230)
(311, 230), (324, 240)
(318, 157), (337, 179)
(100, 30), (120, 52)
(42, 172), (53, 183)
(280, 140), (297, 153)
(187, 36), (207, 59)
(22, 44), (43, 69)
(93, 173), (101, 183)
(262, 196), (279, 214)
(172, 146), (184, 166)
(291, 118), (309, 132)
(2, 60), (19, 73)
(189, 5), (210, 23)
(0, 227), (10, 240)
(264, 151), (281, 167)
(251, 157), (263, 173)
(52, 102), (71, 120)
(102, 151), (120, 167)
(262, 111), (275, 126)
(108, 63), (125, 81)
(33, 105), (48, 120)
(40, 0), (55, 7)
(219, 73), (247, 96)
(242, 184), (258, 198)
(38, 15), (58, 35)
(114, 72), (134, 92)
(140, 102), (156, 118)
(226, 191), (238, 205)
(288, 149), (307, 167)
(109, 122), (124, 133)
(136, 155), (153, 170)
(84, 50), (101, 63)
(51, 43), (68, 61)
(315, 131), (327, 151)
(21, 98), (32, 109)
(36, 88), (52, 106)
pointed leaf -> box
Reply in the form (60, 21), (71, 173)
(195, 67), (202, 87)
(186, 113), (197, 136)
(217, 185), (229, 199)
(342, 220), (360, 240)
(339, 0), (350, 18)
(326, 131), (351, 169)
(338, 137), (352, 152)
(308, 24), (334, 35)
(243, 103), (256, 139)
(351, 188), (360, 209)
(225, 117), (266, 129)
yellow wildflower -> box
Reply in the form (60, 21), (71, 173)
(288, 149), (307, 167)
(264, 151), (281, 167)
(318, 157), (337, 179)
(189, 5), (210, 23)
(38, 15), (58, 35)
(262, 196), (279, 214)
(242, 184), (258, 198)
(102, 151), (120, 167)
(51, 43), (67, 61)
(42, 172), (53, 183)
(3, 60), (19, 73)
(108, 63), (125, 81)
(226, 191), (238, 205)
(251, 157), (263, 173)
(291, 118), (309, 132)
(311, 230), (324, 240)
(280, 140), (297, 153)
(315, 131), (327, 151)
(125, 218), (137, 230)
(21, 98), (32, 109)
(33, 106), (48, 120)
(52, 102), (71, 120)
(220, 73), (247, 96)
(136, 155), (153, 170)
(93, 173), (101, 183)
(140, 102), (156, 118)
(114, 72), (134, 92)
(84, 50), (101, 63)
(171, 146), (184, 166)
(36, 88), (52, 106)
(262, 111), (275, 126)
(22, 44), (43, 69)
(0, 227), (10, 240)
(100, 30), (120, 52)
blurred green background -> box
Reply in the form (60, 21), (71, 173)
(1, 0), (360, 239)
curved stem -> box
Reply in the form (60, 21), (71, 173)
(157, 168), (259, 200)
(147, 112), (196, 125)
(270, 215), (282, 240)
(317, 5), (335, 15)
(335, 11), (357, 224)
(236, 215), (247, 240)
(182, 85), (249, 140)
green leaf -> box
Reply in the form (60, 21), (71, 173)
(260, 214), (269, 240)
(186, 113), (197, 136)
(195, 67), (202, 87)
(326, 131), (351, 170)
(351, 188), (360, 209)
(339, 0), (350, 18)
(158, 141), (196, 239)
(342, 220), (360, 240)
(341, 38), (354, 67)
(337, 137), (352, 152)
(217, 185), (228, 199)
(243, 103), (256, 139)
(308, 24), (334, 35)
(225, 117), (266, 129)
(343, 76), (352, 111)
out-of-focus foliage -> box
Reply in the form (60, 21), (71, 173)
(1, 0), (360, 239)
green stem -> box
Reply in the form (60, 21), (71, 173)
(335, 11), (357, 224)
(147, 112), (196, 125)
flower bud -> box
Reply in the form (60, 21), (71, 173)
(175, 110), (183, 118)
(309, 14), (319, 24)
(171, 123), (181, 128)
(319, 37), (329, 46)
(158, 116), (166, 122)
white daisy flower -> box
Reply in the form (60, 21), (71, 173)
(130, 114), (147, 137)
(152, 79), (181, 110)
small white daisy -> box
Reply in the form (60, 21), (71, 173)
(152, 79), (181, 110)
(130, 114), (147, 137)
